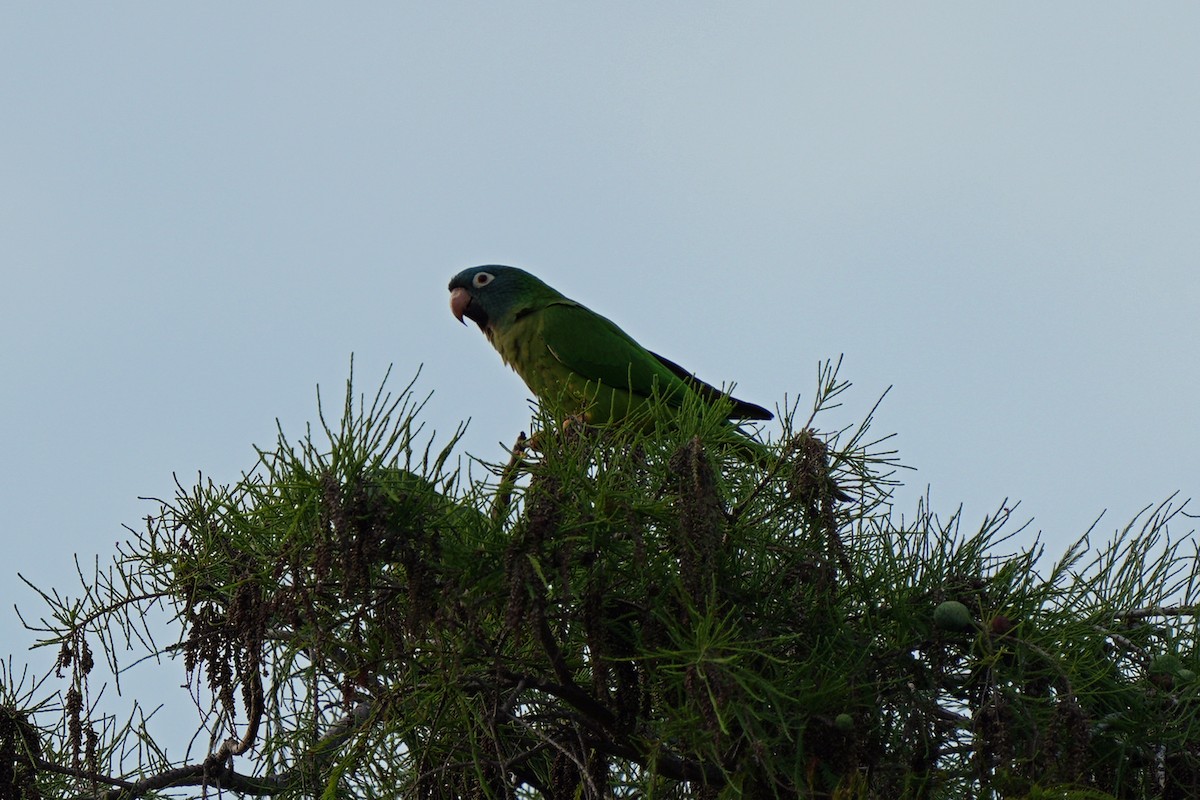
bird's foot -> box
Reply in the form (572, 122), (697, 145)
(524, 414), (589, 454)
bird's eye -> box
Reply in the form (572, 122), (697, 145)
(473, 272), (494, 288)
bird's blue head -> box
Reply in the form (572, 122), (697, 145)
(448, 265), (558, 333)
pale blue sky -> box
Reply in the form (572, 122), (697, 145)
(2, 3), (1197, 734)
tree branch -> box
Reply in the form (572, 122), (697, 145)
(47, 700), (378, 800)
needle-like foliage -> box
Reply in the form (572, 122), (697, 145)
(2, 362), (1197, 800)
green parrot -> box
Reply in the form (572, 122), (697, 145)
(447, 265), (773, 432)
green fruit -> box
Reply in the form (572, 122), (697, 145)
(1150, 654), (1184, 676)
(834, 713), (855, 733)
(933, 601), (973, 632)
(1177, 669), (1196, 683)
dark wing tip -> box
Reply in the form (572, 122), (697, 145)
(729, 398), (774, 421)
(648, 350), (774, 421)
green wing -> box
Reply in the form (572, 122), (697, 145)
(534, 300), (773, 421)
(538, 300), (687, 402)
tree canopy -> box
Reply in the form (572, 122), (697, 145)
(2, 363), (1197, 799)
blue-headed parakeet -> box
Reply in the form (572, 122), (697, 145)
(448, 265), (773, 430)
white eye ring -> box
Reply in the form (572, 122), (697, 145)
(473, 272), (494, 288)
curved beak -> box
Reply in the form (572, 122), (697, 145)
(449, 287), (471, 325)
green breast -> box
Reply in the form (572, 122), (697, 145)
(491, 310), (647, 424)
